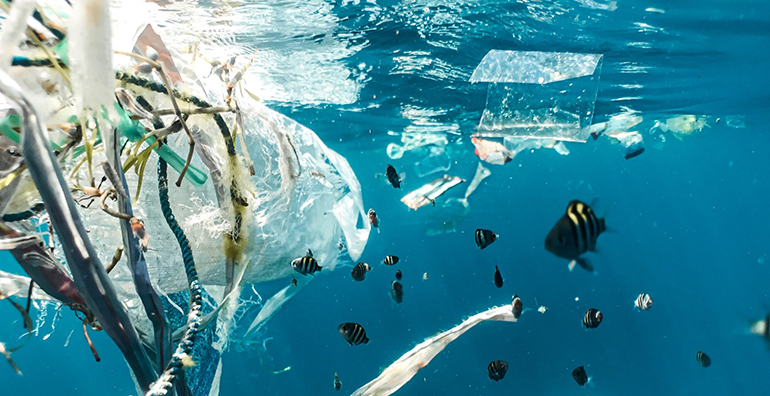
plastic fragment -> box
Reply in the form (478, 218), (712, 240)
(350, 304), (518, 396)
(401, 175), (464, 210)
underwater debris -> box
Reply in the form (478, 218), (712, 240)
(652, 114), (710, 140)
(350, 303), (518, 396)
(471, 50), (603, 143)
(401, 175), (464, 210)
(471, 135), (514, 165)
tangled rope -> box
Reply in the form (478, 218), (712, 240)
(145, 158), (203, 396)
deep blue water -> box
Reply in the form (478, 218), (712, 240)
(2, 0), (770, 395)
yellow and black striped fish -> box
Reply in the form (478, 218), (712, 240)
(338, 322), (369, 346)
(545, 200), (606, 272)
(351, 262), (371, 282)
(291, 253), (322, 275)
(635, 293), (653, 311)
(487, 360), (508, 381)
(582, 308), (603, 329)
(696, 351), (711, 367)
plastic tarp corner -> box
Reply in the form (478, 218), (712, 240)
(471, 50), (604, 143)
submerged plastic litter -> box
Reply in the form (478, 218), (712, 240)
(401, 175), (464, 210)
(351, 303), (518, 396)
(471, 50), (603, 142)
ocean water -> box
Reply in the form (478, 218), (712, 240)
(2, 0), (770, 395)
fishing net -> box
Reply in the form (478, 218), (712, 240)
(0, 0), (369, 394)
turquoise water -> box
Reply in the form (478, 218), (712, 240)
(2, 0), (770, 395)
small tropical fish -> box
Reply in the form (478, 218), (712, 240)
(351, 262), (371, 282)
(395, 269), (402, 281)
(511, 295), (523, 319)
(130, 217), (149, 252)
(338, 323), (369, 346)
(333, 373), (342, 390)
(382, 255), (400, 266)
(487, 360), (508, 381)
(291, 277), (298, 287)
(582, 308), (603, 329)
(368, 208), (380, 233)
(386, 164), (402, 188)
(475, 229), (498, 250)
(390, 281), (403, 303)
(422, 272), (428, 281)
(572, 366), (590, 386)
(337, 241), (344, 250)
(291, 253), (322, 275)
(696, 351), (711, 367)
(635, 293), (653, 311)
(494, 266), (503, 288)
(545, 200), (606, 272)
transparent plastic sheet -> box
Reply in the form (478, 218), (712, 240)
(471, 50), (603, 142)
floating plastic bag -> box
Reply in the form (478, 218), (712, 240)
(471, 50), (603, 142)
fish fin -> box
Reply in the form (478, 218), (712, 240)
(399, 172), (406, 182)
(568, 260), (577, 272)
(587, 376), (595, 388)
(575, 257), (594, 273)
(376, 227), (381, 234)
(363, 337), (369, 344)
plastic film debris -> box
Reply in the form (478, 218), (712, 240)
(471, 50), (603, 142)
(401, 175), (464, 210)
(350, 303), (518, 396)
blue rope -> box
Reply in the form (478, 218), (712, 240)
(146, 158), (204, 396)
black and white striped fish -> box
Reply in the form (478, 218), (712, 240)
(475, 229), (498, 250)
(351, 262), (371, 282)
(333, 373), (341, 390)
(487, 360), (508, 381)
(634, 293), (653, 311)
(382, 255), (399, 266)
(291, 253), (322, 275)
(545, 200), (606, 272)
(390, 281), (403, 303)
(582, 308), (603, 329)
(696, 351), (711, 367)
(338, 322), (369, 346)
